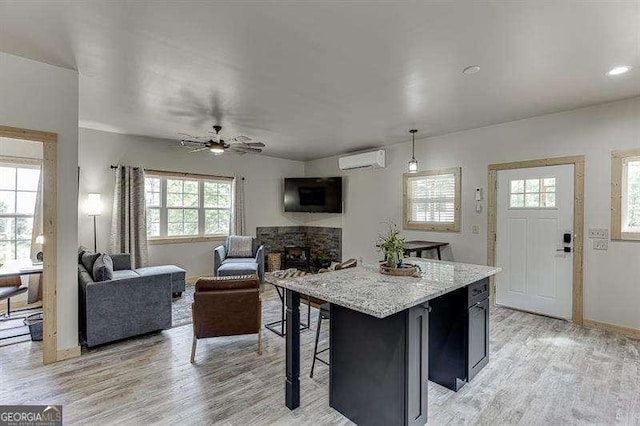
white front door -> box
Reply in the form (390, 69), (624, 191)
(495, 164), (574, 320)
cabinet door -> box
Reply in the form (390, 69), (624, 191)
(468, 298), (489, 381)
(406, 304), (429, 426)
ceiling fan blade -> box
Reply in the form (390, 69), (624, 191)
(189, 147), (210, 153)
(228, 142), (265, 149)
(178, 138), (208, 146)
(228, 135), (252, 143)
(230, 146), (262, 153)
(178, 132), (206, 140)
(169, 144), (193, 150)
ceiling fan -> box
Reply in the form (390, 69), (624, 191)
(172, 125), (265, 155)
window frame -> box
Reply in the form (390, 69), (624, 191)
(144, 171), (234, 244)
(0, 157), (42, 263)
(403, 167), (461, 232)
(508, 177), (557, 210)
(612, 149), (640, 241)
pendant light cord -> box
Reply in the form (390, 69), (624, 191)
(412, 132), (415, 159)
(410, 129), (418, 160)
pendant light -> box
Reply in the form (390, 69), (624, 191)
(408, 129), (418, 173)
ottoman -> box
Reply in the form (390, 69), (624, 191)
(217, 261), (259, 278)
(136, 265), (186, 297)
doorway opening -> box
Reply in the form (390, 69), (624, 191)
(0, 125), (58, 364)
(487, 156), (584, 325)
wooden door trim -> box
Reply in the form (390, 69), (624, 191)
(0, 125), (60, 363)
(487, 155), (585, 325)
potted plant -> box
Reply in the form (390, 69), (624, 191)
(317, 253), (333, 269)
(376, 221), (405, 268)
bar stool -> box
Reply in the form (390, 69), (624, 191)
(310, 302), (330, 378)
(309, 258), (357, 378)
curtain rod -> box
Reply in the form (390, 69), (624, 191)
(110, 165), (243, 181)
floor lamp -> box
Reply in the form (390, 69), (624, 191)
(87, 193), (102, 252)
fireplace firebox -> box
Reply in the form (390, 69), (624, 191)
(284, 246), (311, 272)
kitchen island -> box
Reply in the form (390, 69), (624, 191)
(271, 258), (501, 426)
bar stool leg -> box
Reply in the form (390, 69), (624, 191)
(310, 313), (323, 378)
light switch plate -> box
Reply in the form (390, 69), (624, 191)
(588, 228), (609, 239)
(472, 225), (480, 234)
(593, 239), (608, 250)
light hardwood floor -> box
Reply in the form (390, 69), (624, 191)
(0, 285), (638, 425)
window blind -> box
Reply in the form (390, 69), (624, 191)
(407, 173), (456, 223)
(624, 159), (640, 230)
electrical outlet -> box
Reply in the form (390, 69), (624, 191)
(471, 225), (480, 234)
(593, 239), (608, 250)
(588, 228), (609, 239)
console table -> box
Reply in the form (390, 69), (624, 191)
(403, 240), (449, 260)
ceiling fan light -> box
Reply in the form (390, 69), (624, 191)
(607, 65), (631, 76)
(209, 145), (224, 154)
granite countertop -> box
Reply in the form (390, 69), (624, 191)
(268, 259), (501, 318)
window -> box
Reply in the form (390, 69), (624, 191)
(612, 149), (640, 240)
(203, 181), (232, 235)
(144, 173), (233, 241)
(167, 179), (199, 236)
(0, 163), (41, 264)
(403, 167), (461, 232)
(145, 177), (161, 237)
(509, 178), (556, 209)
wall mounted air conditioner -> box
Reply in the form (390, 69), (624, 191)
(338, 149), (386, 171)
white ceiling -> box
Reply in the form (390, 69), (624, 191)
(0, 1), (638, 160)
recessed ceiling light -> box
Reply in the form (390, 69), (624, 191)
(463, 65), (481, 75)
(607, 65), (631, 76)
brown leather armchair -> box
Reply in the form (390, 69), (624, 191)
(0, 276), (27, 320)
(191, 274), (262, 363)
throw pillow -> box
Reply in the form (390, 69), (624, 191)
(92, 254), (114, 282)
(227, 236), (254, 258)
(78, 246), (89, 263)
(81, 252), (100, 272)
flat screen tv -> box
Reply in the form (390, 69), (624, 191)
(284, 177), (342, 213)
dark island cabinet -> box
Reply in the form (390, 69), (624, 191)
(468, 297), (490, 380)
(330, 303), (429, 426)
(428, 278), (490, 391)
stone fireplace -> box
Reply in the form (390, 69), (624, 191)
(256, 226), (342, 270)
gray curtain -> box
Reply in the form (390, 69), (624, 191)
(232, 176), (245, 236)
(110, 165), (149, 268)
(28, 168), (43, 303)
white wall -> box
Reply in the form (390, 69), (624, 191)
(78, 128), (304, 279)
(0, 52), (79, 350)
(304, 97), (640, 331)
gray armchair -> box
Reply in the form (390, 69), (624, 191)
(214, 237), (265, 283)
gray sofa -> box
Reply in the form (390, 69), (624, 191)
(214, 237), (264, 283)
(78, 246), (186, 347)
